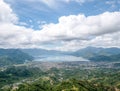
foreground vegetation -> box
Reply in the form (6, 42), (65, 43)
(0, 62), (120, 91)
(2, 78), (117, 91)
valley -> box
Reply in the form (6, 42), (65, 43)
(0, 47), (120, 91)
(0, 61), (120, 91)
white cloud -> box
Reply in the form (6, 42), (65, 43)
(37, 12), (120, 51)
(0, 0), (120, 51)
(0, 0), (18, 24)
(41, 12), (120, 41)
(54, 31), (120, 51)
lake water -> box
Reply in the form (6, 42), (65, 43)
(34, 55), (90, 62)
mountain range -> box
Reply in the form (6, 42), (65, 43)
(71, 47), (120, 62)
(0, 46), (120, 67)
(22, 47), (120, 62)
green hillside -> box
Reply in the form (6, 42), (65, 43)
(72, 47), (120, 62)
(0, 49), (33, 66)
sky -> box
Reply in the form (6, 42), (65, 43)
(0, 0), (120, 51)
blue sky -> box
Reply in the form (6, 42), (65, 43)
(0, 0), (120, 51)
(4, 0), (120, 29)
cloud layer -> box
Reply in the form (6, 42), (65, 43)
(0, 0), (120, 51)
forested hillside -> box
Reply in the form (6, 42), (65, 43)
(72, 47), (120, 62)
(0, 49), (33, 66)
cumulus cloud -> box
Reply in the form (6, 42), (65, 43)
(0, 0), (18, 24)
(40, 12), (120, 41)
(0, 0), (120, 51)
